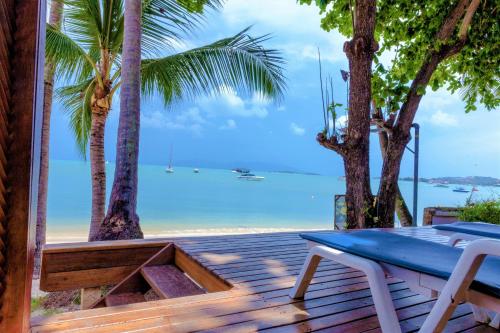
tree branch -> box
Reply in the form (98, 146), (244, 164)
(317, 133), (347, 157)
(394, 0), (480, 136)
(459, 0), (481, 41)
(436, 0), (471, 40)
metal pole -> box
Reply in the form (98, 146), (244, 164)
(411, 123), (420, 226)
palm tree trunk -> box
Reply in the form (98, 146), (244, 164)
(88, 109), (108, 240)
(34, 0), (63, 278)
(95, 0), (143, 240)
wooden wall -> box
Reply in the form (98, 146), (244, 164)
(0, 0), (46, 332)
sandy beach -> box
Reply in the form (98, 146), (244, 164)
(46, 226), (324, 243)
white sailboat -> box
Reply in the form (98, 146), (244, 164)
(165, 145), (174, 173)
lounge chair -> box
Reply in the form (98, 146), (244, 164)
(433, 222), (500, 327)
(289, 230), (500, 333)
(433, 221), (500, 245)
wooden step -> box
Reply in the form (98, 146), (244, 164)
(90, 244), (175, 308)
(141, 265), (205, 299)
(104, 292), (146, 307)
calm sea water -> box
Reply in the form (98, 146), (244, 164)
(47, 160), (499, 240)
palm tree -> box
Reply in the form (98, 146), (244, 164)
(45, 0), (286, 241)
(35, 0), (63, 278)
(97, 0), (143, 240)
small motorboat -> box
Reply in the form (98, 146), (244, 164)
(452, 187), (469, 193)
(193, 168), (200, 173)
(434, 183), (449, 188)
(238, 173), (264, 181)
(165, 167), (174, 173)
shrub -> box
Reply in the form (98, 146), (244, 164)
(458, 199), (500, 225)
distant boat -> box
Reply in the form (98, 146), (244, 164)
(238, 173), (264, 181)
(232, 168), (250, 174)
(193, 168), (200, 173)
(434, 183), (449, 188)
(338, 176), (346, 181)
(165, 145), (174, 173)
(452, 187), (469, 193)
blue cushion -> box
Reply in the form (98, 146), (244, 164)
(433, 222), (500, 239)
(300, 230), (500, 298)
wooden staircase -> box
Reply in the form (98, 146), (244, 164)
(91, 244), (205, 308)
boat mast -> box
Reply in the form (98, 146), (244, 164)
(168, 144), (173, 168)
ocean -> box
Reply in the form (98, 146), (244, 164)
(46, 160), (499, 241)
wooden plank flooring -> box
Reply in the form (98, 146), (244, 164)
(31, 227), (496, 332)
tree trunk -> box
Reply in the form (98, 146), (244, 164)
(375, 135), (408, 227)
(34, 0), (63, 278)
(375, 0), (474, 227)
(341, 0), (378, 228)
(95, 0), (143, 241)
(395, 188), (412, 227)
(374, 109), (413, 227)
(88, 109), (108, 240)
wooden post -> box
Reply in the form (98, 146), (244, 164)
(0, 0), (46, 332)
(423, 207), (460, 225)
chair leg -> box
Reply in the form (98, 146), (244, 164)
(290, 246), (402, 333)
(470, 305), (490, 323)
(489, 313), (500, 329)
(289, 252), (321, 299)
(364, 262), (401, 333)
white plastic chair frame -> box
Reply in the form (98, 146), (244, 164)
(289, 238), (500, 333)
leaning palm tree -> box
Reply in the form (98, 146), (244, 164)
(46, 0), (286, 241)
(35, 0), (64, 278)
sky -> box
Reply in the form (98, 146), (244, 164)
(49, 0), (500, 178)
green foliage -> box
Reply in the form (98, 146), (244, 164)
(459, 199), (500, 225)
(48, 0), (286, 155)
(299, 0), (499, 114)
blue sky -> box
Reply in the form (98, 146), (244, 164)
(49, 0), (500, 178)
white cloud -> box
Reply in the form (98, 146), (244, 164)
(429, 110), (459, 127)
(141, 107), (206, 135)
(280, 39), (345, 63)
(419, 88), (461, 111)
(222, 0), (322, 35)
(220, 119), (237, 130)
(222, 0), (346, 64)
(290, 122), (305, 136)
(328, 115), (348, 130)
(277, 106), (286, 112)
(199, 86), (270, 118)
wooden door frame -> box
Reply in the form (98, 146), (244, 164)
(0, 0), (46, 332)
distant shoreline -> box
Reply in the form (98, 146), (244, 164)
(399, 176), (500, 187)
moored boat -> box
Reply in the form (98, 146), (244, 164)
(238, 173), (264, 181)
(165, 145), (174, 173)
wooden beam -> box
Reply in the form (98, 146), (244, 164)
(40, 240), (170, 291)
(0, 0), (46, 331)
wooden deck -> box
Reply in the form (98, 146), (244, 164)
(31, 227), (497, 332)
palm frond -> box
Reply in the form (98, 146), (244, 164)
(62, 0), (103, 50)
(104, 0), (125, 54)
(141, 27), (286, 105)
(56, 78), (95, 157)
(141, 0), (222, 56)
(46, 24), (99, 81)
